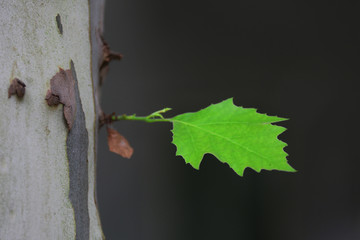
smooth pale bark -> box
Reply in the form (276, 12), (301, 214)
(0, 1), (105, 239)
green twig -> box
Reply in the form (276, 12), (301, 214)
(111, 107), (172, 123)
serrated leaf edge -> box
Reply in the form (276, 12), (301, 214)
(170, 98), (294, 176)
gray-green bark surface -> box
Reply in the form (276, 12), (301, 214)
(0, 1), (105, 239)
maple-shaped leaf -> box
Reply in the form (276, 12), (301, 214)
(170, 98), (295, 176)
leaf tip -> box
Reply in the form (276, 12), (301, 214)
(285, 164), (297, 173)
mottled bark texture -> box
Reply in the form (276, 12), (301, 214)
(0, 1), (106, 239)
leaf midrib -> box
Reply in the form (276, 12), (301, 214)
(195, 121), (280, 126)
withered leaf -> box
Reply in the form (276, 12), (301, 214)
(45, 68), (76, 129)
(99, 36), (122, 84)
(107, 127), (134, 159)
(8, 78), (26, 98)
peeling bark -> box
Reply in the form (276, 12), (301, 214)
(8, 78), (26, 98)
(45, 67), (76, 129)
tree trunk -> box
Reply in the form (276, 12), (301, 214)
(0, 1), (105, 239)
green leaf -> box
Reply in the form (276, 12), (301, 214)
(170, 98), (295, 176)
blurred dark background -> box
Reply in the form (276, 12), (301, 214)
(97, 1), (360, 239)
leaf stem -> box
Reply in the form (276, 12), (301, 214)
(111, 107), (173, 123)
(112, 114), (171, 123)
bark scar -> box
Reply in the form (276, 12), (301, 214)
(45, 68), (76, 129)
(66, 60), (90, 240)
(56, 14), (63, 35)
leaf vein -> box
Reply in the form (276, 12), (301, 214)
(172, 119), (272, 163)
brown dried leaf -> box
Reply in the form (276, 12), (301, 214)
(8, 78), (26, 98)
(107, 127), (133, 159)
(99, 36), (122, 84)
(45, 68), (76, 129)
